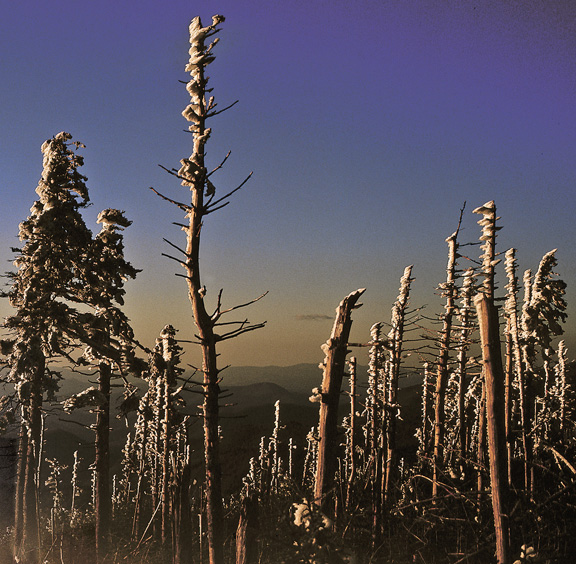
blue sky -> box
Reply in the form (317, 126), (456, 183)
(1, 0), (575, 366)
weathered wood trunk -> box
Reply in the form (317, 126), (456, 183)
(432, 235), (458, 500)
(202, 341), (224, 564)
(161, 371), (171, 548)
(314, 288), (365, 513)
(13, 421), (27, 559)
(235, 494), (259, 564)
(476, 295), (510, 564)
(346, 357), (357, 508)
(95, 362), (111, 563)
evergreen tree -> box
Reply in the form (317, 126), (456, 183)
(4, 132), (93, 564)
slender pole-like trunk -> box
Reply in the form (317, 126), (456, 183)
(95, 362), (111, 563)
(504, 332), (513, 486)
(346, 357), (357, 508)
(456, 269), (474, 467)
(385, 265), (413, 504)
(14, 420), (27, 559)
(432, 235), (458, 500)
(476, 295), (510, 564)
(161, 372), (171, 547)
(476, 385), (487, 499)
(314, 289), (365, 514)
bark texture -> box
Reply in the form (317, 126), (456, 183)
(314, 288), (365, 512)
(476, 294), (510, 564)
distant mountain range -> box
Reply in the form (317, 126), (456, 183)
(4, 364), (423, 498)
(222, 363), (423, 395)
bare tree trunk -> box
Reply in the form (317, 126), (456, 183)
(385, 265), (413, 504)
(13, 420), (27, 560)
(346, 357), (357, 509)
(504, 331), (513, 487)
(201, 341), (224, 564)
(314, 289), (365, 513)
(456, 268), (474, 467)
(476, 295), (510, 564)
(476, 387), (486, 498)
(95, 362), (111, 563)
(432, 234), (458, 500)
(235, 494), (259, 564)
(161, 372), (171, 548)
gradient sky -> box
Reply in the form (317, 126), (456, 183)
(1, 0), (575, 367)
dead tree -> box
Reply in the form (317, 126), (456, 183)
(472, 201), (501, 496)
(475, 295), (510, 564)
(455, 268), (476, 466)
(432, 233), (459, 499)
(235, 494), (259, 564)
(152, 16), (266, 564)
(503, 249), (522, 487)
(314, 288), (365, 515)
(345, 357), (357, 508)
(385, 265), (413, 503)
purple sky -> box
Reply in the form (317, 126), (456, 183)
(1, 0), (575, 366)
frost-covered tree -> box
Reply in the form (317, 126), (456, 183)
(385, 265), (413, 502)
(518, 250), (567, 492)
(472, 200), (501, 496)
(3, 131), (139, 563)
(3, 132), (93, 564)
(65, 208), (139, 562)
(432, 232), (460, 499)
(150, 16), (266, 564)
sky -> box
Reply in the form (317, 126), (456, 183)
(1, 0), (575, 368)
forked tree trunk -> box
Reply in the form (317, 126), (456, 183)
(17, 351), (45, 564)
(476, 295), (510, 564)
(314, 288), (365, 513)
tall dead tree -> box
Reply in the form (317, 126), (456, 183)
(503, 248), (522, 487)
(455, 268), (476, 465)
(345, 356), (357, 508)
(432, 232), (459, 499)
(314, 288), (365, 514)
(385, 265), (413, 503)
(472, 201), (501, 496)
(152, 16), (266, 564)
(475, 294), (510, 564)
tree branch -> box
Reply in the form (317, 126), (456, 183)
(213, 291), (268, 321)
(206, 99), (239, 118)
(204, 172), (253, 214)
(216, 321), (267, 341)
(207, 151), (231, 179)
(150, 186), (193, 214)
(163, 238), (191, 258)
